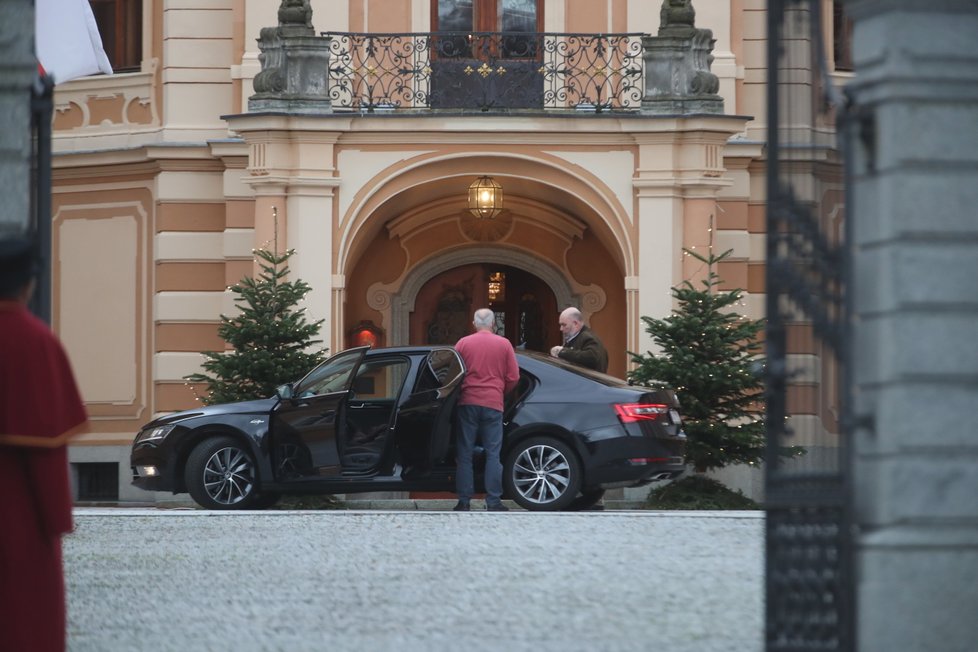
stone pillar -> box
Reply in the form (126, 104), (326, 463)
(844, 1), (978, 650)
(241, 123), (341, 351)
(642, 0), (724, 115)
(249, 0), (332, 114)
(283, 178), (339, 351)
(630, 115), (747, 360)
(0, 0), (35, 234)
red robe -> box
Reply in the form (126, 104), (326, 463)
(0, 301), (88, 652)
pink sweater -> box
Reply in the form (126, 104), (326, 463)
(455, 330), (520, 411)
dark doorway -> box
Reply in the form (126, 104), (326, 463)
(410, 263), (559, 352)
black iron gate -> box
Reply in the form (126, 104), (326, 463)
(765, 2), (854, 650)
(29, 73), (54, 323)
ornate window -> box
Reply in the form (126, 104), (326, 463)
(89, 0), (142, 72)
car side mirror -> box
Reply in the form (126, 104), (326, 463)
(276, 383), (294, 401)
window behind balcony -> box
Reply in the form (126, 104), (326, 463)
(434, 0), (541, 33)
(90, 0), (142, 72)
(434, 0), (541, 56)
(832, 1), (853, 71)
(429, 0), (544, 109)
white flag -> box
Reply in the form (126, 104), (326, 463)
(35, 0), (114, 84)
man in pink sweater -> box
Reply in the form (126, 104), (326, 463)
(453, 308), (520, 511)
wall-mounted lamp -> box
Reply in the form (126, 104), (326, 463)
(468, 175), (503, 219)
(350, 320), (383, 348)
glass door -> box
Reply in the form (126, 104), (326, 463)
(430, 0), (544, 109)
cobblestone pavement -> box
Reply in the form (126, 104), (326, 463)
(64, 508), (764, 652)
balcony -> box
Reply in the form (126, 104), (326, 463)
(322, 32), (645, 113)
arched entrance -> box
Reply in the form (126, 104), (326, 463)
(371, 246), (588, 349)
(410, 263), (559, 351)
(340, 156), (625, 373)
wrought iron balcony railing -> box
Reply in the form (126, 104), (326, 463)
(323, 32), (645, 113)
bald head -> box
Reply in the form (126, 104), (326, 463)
(558, 307), (585, 342)
(473, 308), (495, 331)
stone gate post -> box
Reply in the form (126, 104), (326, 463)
(845, 1), (978, 649)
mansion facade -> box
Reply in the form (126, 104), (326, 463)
(49, 0), (849, 503)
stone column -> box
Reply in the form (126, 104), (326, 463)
(844, 1), (978, 650)
(630, 115), (748, 359)
(240, 122), (341, 352)
(282, 136), (340, 351)
(0, 0), (35, 234)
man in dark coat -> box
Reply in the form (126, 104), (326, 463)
(549, 306), (610, 510)
(0, 235), (89, 652)
(550, 307), (609, 373)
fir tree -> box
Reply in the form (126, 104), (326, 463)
(629, 248), (785, 473)
(185, 246), (327, 405)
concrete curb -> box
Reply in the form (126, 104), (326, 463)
(78, 497), (649, 511)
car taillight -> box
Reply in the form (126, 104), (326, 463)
(614, 403), (669, 423)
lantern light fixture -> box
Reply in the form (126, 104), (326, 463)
(468, 175), (503, 219)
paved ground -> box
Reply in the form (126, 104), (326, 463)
(64, 508), (764, 652)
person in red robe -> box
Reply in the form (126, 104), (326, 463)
(0, 236), (89, 652)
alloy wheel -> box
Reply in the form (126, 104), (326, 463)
(202, 446), (256, 506)
(511, 443), (573, 505)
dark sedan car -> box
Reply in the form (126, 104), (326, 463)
(131, 345), (686, 511)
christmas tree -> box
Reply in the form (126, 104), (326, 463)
(185, 245), (327, 405)
(629, 248), (776, 473)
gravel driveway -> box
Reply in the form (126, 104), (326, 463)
(64, 508), (764, 652)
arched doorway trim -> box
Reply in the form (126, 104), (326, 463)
(369, 246), (606, 346)
(337, 151), (635, 278)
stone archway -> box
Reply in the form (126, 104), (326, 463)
(371, 247), (606, 346)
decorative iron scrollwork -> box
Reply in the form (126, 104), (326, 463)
(323, 32), (644, 112)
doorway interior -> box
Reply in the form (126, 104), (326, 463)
(409, 263), (559, 351)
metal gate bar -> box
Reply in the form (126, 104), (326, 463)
(29, 73), (54, 323)
(764, 1), (854, 650)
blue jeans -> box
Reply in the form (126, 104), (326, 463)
(455, 404), (504, 505)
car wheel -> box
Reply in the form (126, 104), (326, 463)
(504, 436), (582, 511)
(185, 436), (259, 509)
(568, 488), (606, 511)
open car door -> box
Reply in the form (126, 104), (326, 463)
(337, 353), (413, 473)
(270, 347), (368, 480)
(395, 348), (465, 474)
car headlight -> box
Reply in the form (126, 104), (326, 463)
(135, 424), (176, 444)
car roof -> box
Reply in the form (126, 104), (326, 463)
(515, 349), (632, 386)
(360, 345), (668, 394)
(364, 345), (455, 356)
(363, 344), (658, 382)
